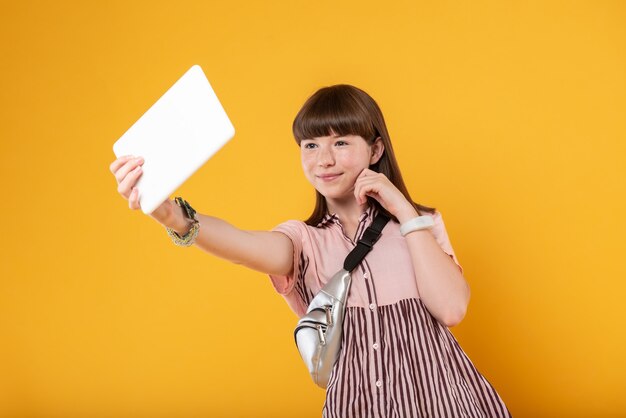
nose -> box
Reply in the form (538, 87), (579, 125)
(318, 146), (335, 167)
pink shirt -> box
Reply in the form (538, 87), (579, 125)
(269, 206), (463, 318)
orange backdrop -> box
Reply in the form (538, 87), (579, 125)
(1, 1), (625, 417)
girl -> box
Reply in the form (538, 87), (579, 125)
(110, 84), (511, 418)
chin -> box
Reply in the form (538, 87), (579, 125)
(318, 190), (353, 202)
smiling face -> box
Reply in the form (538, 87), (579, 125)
(300, 134), (383, 202)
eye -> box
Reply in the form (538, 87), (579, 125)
(302, 142), (317, 149)
(335, 140), (348, 146)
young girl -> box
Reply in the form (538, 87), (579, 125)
(110, 84), (511, 418)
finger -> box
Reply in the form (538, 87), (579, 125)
(353, 183), (361, 204)
(109, 155), (135, 175)
(355, 171), (380, 184)
(359, 190), (379, 205)
(354, 175), (371, 199)
(114, 156), (144, 182)
(355, 173), (383, 193)
(356, 168), (373, 181)
(129, 187), (141, 210)
(353, 174), (380, 193)
(357, 175), (391, 204)
(117, 164), (143, 198)
(114, 157), (144, 183)
(354, 180), (377, 205)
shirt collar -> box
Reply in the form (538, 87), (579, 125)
(316, 204), (377, 228)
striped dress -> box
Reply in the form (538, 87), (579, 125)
(269, 206), (512, 418)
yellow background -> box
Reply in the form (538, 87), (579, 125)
(1, 1), (625, 417)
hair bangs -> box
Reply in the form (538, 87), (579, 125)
(293, 85), (377, 144)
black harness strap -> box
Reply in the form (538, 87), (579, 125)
(343, 213), (390, 272)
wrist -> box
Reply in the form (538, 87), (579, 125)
(168, 202), (195, 235)
(172, 217), (195, 236)
(151, 200), (188, 232)
(395, 205), (419, 224)
(149, 199), (174, 226)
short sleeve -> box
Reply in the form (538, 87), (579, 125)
(268, 220), (309, 317)
(430, 211), (464, 275)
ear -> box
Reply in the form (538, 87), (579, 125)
(369, 137), (385, 165)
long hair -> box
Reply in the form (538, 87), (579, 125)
(292, 84), (436, 226)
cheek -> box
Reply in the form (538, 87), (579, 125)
(301, 155), (315, 179)
(337, 151), (369, 170)
(301, 153), (312, 168)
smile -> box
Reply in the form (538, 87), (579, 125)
(317, 173), (342, 182)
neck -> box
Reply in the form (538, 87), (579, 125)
(325, 196), (369, 224)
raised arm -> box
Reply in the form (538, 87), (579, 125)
(163, 208), (294, 276)
(110, 155), (294, 277)
(354, 168), (470, 327)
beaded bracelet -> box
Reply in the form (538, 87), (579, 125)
(166, 197), (200, 247)
(166, 221), (200, 247)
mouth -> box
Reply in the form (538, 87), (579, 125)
(317, 173), (343, 182)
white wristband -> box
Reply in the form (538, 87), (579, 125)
(400, 215), (435, 236)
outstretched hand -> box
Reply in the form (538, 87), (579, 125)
(109, 155), (174, 224)
(353, 169), (418, 222)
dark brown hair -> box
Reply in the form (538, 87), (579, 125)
(292, 84), (436, 226)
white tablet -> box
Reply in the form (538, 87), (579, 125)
(113, 65), (235, 214)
